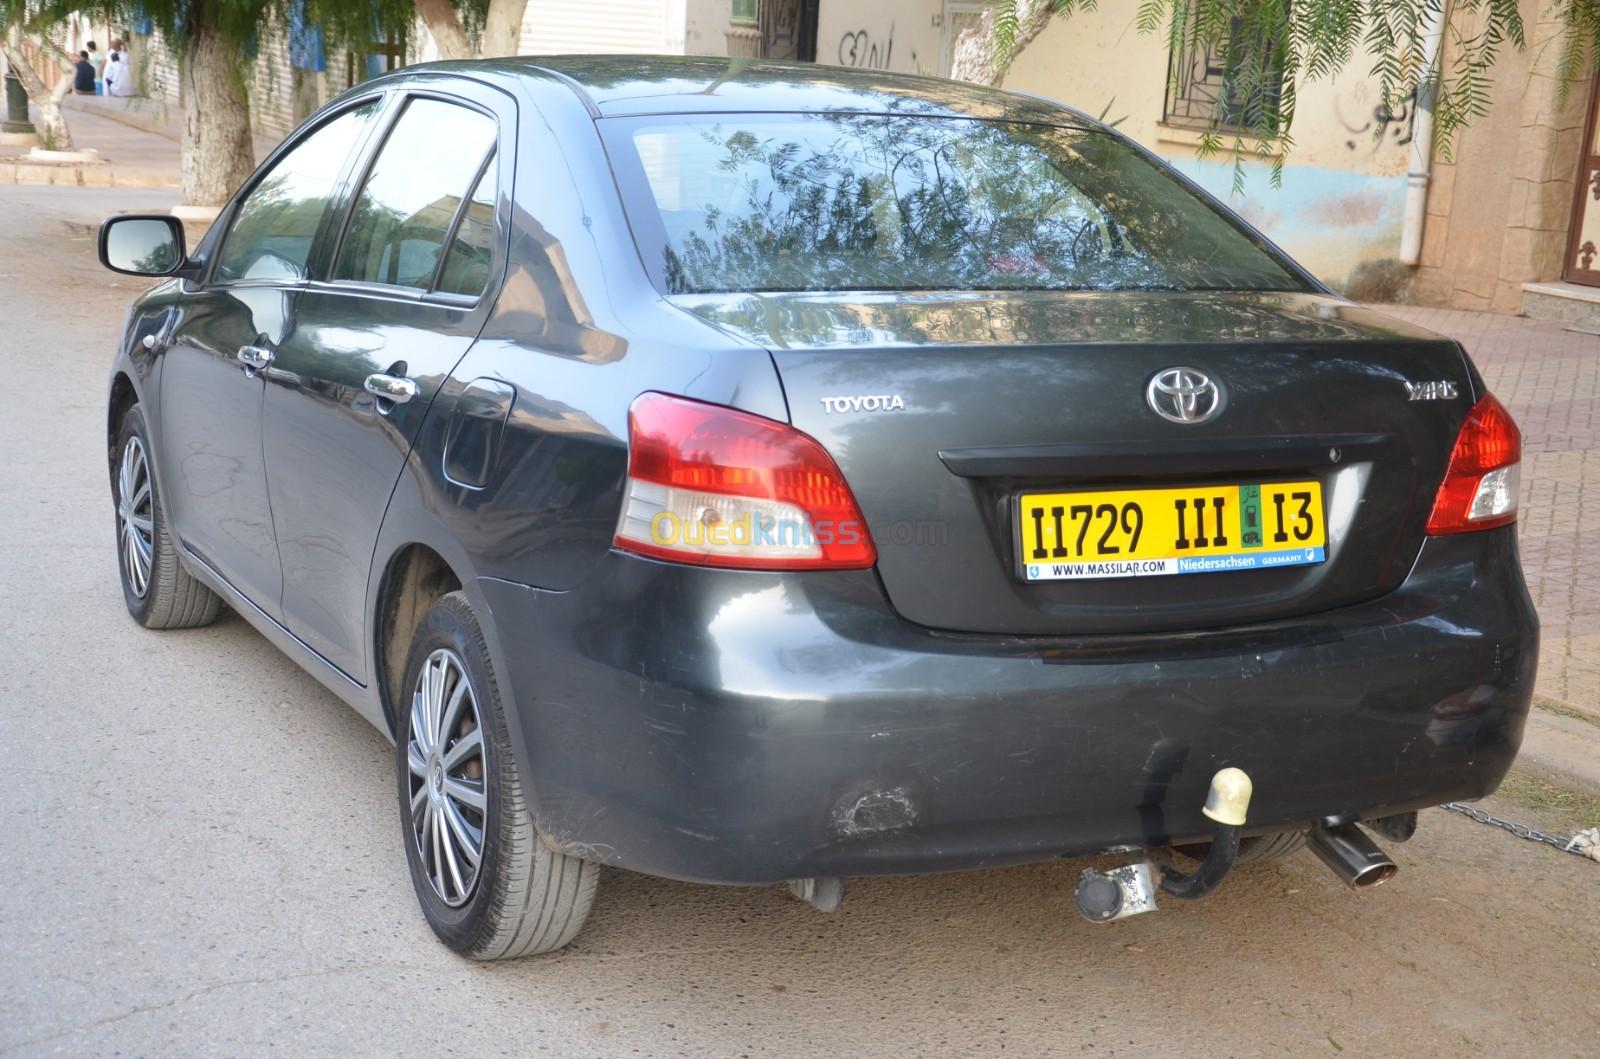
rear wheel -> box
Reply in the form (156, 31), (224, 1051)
(112, 405), (223, 629)
(397, 592), (598, 959)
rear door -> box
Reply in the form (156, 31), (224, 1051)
(261, 83), (511, 679)
(157, 98), (383, 613)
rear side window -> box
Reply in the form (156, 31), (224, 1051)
(434, 158), (497, 296)
(214, 101), (379, 283)
(333, 98), (497, 291)
(604, 114), (1310, 295)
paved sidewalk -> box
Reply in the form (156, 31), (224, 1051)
(0, 95), (273, 188)
(0, 105), (179, 187)
(62, 93), (276, 165)
(62, 92), (185, 142)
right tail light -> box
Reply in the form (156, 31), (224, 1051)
(1425, 394), (1521, 535)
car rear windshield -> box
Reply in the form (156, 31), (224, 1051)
(601, 113), (1310, 295)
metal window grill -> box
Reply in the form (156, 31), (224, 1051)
(1163, 15), (1284, 134)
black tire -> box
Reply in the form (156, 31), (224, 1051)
(396, 591), (598, 959)
(112, 405), (223, 630)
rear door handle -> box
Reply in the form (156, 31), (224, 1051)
(236, 344), (274, 378)
(365, 373), (418, 407)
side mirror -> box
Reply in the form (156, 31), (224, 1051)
(99, 215), (189, 277)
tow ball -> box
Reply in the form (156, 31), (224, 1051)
(1074, 767), (1253, 923)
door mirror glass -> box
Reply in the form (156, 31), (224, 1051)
(99, 216), (187, 276)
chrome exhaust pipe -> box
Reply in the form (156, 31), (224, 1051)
(1308, 824), (1398, 888)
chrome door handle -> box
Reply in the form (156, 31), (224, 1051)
(237, 344), (275, 370)
(365, 373), (418, 406)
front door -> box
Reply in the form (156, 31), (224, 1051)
(159, 97), (384, 613)
(262, 88), (508, 680)
(1564, 73), (1600, 284)
(156, 287), (292, 610)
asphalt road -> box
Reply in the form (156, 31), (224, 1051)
(2, 187), (1596, 1058)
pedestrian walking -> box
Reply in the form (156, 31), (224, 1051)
(72, 50), (96, 95)
(85, 40), (104, 95)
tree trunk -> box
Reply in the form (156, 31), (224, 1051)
(480, 0), (530, 57)
(180, 22), (255, 207)
(2, 31), (75, 149)
(414, 0), (475, 60)
(414, 0), (528, 59)
(950, 0), (1054, 87)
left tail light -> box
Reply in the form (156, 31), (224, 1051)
(1425, 394), (1521, 535)
(613, 392), (877, 570)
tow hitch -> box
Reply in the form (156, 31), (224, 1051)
(1074, 769), (1407, 923)
(1075, 767), (1253, 923)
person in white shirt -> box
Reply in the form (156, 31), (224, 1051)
(104, 38), (135, 98)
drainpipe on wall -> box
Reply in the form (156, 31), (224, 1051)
(1400, 0), (1451, 266)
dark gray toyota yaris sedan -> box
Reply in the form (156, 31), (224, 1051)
(99, 56), (1537, 957)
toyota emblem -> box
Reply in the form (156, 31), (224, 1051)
(1146, 367), (1223, 424)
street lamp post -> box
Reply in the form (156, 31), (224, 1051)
(3, 66), (38, 136)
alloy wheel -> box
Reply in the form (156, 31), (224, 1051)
(117, 436), (154, 598)
(407, 648), (487, 907)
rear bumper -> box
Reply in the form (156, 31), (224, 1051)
(478, 528), (1537, 885)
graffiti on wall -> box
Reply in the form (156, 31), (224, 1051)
(1337, 84), (1418, 154)
(837, 24), (898, 69)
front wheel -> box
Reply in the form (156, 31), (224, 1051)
(397, 592), (598, 959)
(112, 405), (222, 629)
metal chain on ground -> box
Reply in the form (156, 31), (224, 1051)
(1439, 802), (1597, 859)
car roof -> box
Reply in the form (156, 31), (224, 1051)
(422, 55), (1100, 126)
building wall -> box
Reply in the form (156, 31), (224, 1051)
(814, 0), (945, 75)
(248, 12), (297, 139)
(998, 4), (1414, 294)
(684, 0), (731, 57)
(1411, 1), (1589, 312)
(519, 0), (676, 54)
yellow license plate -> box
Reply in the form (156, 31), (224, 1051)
(1017, 480), (1326, 581)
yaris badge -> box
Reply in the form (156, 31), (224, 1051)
(1146, 367), (1223, 424)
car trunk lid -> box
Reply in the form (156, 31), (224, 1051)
(673, 289), (1474, 635)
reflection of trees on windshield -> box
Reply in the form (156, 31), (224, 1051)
(132, 241), (177, 274)
(652, 115), (1304, 295)
(336, 193), (464, 288)
(215, 175), (331, 281)
(212, 103), (380, 283)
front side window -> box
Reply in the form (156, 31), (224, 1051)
(333, 98), (497, 291)
(606, 113), (1308, 295)
(214, 101), (379, 283)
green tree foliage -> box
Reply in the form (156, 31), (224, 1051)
(2, 0), (414, 67)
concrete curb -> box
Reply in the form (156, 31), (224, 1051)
(0, 161), (179, 189)
(1535, 693), (1600, 724)
(1516, 707), (1600, 797)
